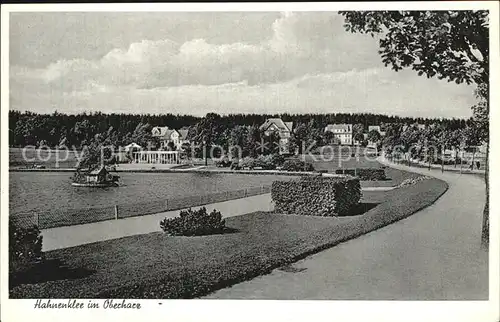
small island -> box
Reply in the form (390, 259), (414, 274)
(71, 165), (120, 187)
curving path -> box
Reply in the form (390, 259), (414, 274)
(205, 158), (488, 300)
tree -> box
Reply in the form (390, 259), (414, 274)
(292, 123), (310, 154)
(444, 128), (464, 168)
(341, 10), (490, 246)
(192, 113), (223, 165)
(400, 125), (422, 165)
(352, 123), (365, 145)
(367, 129), (382, 144)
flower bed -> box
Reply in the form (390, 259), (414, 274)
(271, 176), (361, 216)
(334, 168), (386, 181)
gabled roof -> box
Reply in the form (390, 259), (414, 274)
(259, 118), (293, 132)
(124, 142), (142, 150)
(325, 124), (352, 132)
(178, 129), (189, 140)
(89, 165), (107, 175)
(152, 126), (170, 137)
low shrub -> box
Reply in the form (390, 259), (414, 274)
(271, 176), (361, 216)
(160, 207), (226, 236)
(334, 168), (386, 181)
(356, 168), (386, 181)
(215, 156), (231, 167)
(9, 222), (44, 273)
(281, 159), (315, 172)
(230, 160), (240, 170)
(238, 154), (283, 170)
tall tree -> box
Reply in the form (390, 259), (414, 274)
(341, 10), (490, 246)
(192, 113), (223, 165)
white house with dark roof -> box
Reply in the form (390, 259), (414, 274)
(152, 126), (190, 150)
(324, 123), (353, 145)
(259, 118), (294, 154)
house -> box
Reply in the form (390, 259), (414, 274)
(151, 126), (190, 150)
(368, 125), (386, 137)
(259, 118), (293, 154)
(324, 124), (353, 145)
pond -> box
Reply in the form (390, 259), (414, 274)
(9, 172), (294, 214)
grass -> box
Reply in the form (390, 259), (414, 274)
(10, 177), (448, 299)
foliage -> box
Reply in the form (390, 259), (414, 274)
(9, 222), (43, 272)
(281, 159), (315, 172)
(352, 123), (365, 143)
(367, 129), (382, 143)
(271, 176), (361, 216)
(9, 110), (471, 150)
(356, 168), (387, 181)
(239, 154), (281, 170)
(340, 11), (488, 86)
(159, 207), (226, 236)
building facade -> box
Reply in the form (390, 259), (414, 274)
(152, 126), (190, 150)
(259, 118), (293, 154)
(324, 124), (353, 145)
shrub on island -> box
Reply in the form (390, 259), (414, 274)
(160, 207), (226, 236)
(271, 176), (361, 216)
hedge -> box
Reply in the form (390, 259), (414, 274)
(334, 168), (386, 181)
(281, 159), (315, 172)
(271, 176), (361, 216)
(239, 155), (279, 170)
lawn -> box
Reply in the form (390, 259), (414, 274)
(10, 177), (448, 299)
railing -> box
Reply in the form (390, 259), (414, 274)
(10, 185), (271, 230)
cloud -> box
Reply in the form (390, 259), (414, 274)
(9, 12), (477, 118)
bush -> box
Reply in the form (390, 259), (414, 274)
(356, 168), (386, 181)
(215, 156), (231, 167)
(9, 222), (43, 273)
(281, 159), (315, 172)
(334, 168), (386, 181)
(230, 160), (241, 170)
(271, 176), (361, 216)
(160, 207), (226, 236)
(271, 154), (286, 167)
(239, 155), (278, 170)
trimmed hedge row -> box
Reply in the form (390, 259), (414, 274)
(334, 168), (386, 181)
(281, 159), (315, 172)
(271, 176), (361, 216)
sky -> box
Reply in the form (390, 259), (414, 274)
(9, 11), (478, 118)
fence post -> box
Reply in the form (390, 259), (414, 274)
(114, 205), (119, 220)
(165, 199), (169, 211)
(244, 188), (248, 198)
(34, 213), (39, 228)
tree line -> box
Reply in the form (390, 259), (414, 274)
(9, 110), (471, 150)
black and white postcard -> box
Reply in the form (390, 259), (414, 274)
(1, 2), (499, 322)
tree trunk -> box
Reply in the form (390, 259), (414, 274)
(481, 143), (489, 248)
(204, 143), (208, 166)
(441, 147), (444, 173)
(471, 150), (475, 170)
